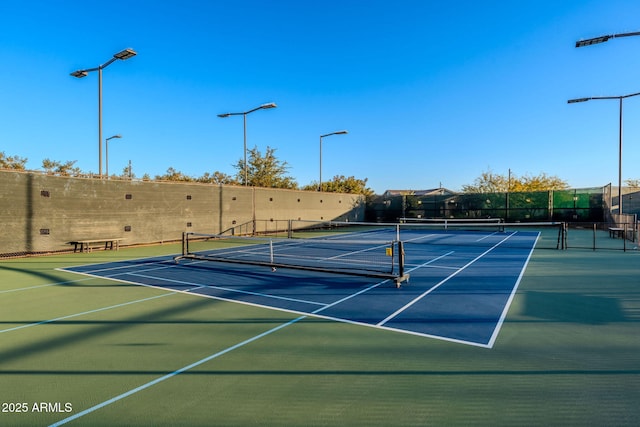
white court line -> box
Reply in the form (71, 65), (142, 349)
(59, 258), (176, 275)
(48, 248), (400, 426)
(485, 233), (539, 348)
(475, 231), (500, 242)
(49, 314), (308, 427)
(325, 242), (392, 260)
(46, 235), (522, 426)
(311, 277), (391, 314)
(377, 232), (517, 327)
(0, 292), (176, 334)
(0, 277), (95, 294)
(128, 272), (327, 307)
(1, 261), (185, 333)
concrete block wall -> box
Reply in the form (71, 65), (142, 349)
(0, 170), (364, 255)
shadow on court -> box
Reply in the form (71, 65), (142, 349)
(0, 297), (218, 365)
(523, 290), (628, 324)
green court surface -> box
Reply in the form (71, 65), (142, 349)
(1, 240), (639, 426)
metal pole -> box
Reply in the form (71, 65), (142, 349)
(619, 97), (623, 215)
(71, 49), (136, 179)
(506, 168), (510, 221)
(319, 135), (323, 191)
(243, 113), (247, 186)
(98, 67), (103, 179)
(568, 94), (640, 216)
(317, 130), (347, 191)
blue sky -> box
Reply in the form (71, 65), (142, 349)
(2, 0), (640, 194)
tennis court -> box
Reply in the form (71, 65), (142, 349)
(1, 223), (640, 426)
(61, 223), (543, 348)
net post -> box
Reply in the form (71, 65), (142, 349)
(398, 241), (405, 277)
(394, 240), (409, 288)
(174, 231), (189, 263)
(287, 219), (293, 239)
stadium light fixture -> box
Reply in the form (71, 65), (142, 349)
(568, 92), (640, 214)
(319, 130), (348, 191)
(575, 31), (640, 48)
(70, 48), (137, 178)
(217, 102), (278, 186)
(567, 97), (590, 104)
(70, 70), (89, 78)
(113, 48), (137, 60)
(105, 134), (122, 179)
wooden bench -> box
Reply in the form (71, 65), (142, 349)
(608, 227), (625, 239)
(70, 238), (123, 253)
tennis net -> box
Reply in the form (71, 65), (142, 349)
(399, 217), (504, 226)
(175, 232), (409, 286)
(288, 220), (566, 250)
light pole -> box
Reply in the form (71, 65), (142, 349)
(71, 48), (137, 179)
(575, 30), (640, 215)
(319, 130), (348, 191)
(568, 92), (640, 214)
(105, 134), (122, 179)
(218, 103), (277, 186)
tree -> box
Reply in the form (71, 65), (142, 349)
(461, 170), (508, 193)
(462, 169), (568, 193)
(235, 146), (298, 189)
(41, 159), (82, 176)
(154, 167), (194, 182)
(510, 172), (569, 192)
(121, 165), (135, 180)
(0, 152), (28, 170)
(196, 171), (237, 185)
(303, 175), (374, 197)
(625, 179), (640, 187)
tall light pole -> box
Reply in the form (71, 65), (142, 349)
(218, 103), (277, 186)
(105, 134), (122, 179)
(71, 48), (137, 179)
(568, 92), (640, 214)
(319, 130), (348, 191)
(575, 30), (640, 215)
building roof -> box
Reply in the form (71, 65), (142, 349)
(382, 188), (456, 197)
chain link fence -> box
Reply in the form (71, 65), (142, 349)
(366, 186), (639, 251)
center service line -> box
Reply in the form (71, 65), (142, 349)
(377, 232), (517, 327)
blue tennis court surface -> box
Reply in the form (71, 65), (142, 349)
(60, 228), (540, 348)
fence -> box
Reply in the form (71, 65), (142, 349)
(366, 186), (640, 251)
(367, 187), (606, 223)
(565, 220), (638, 251)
